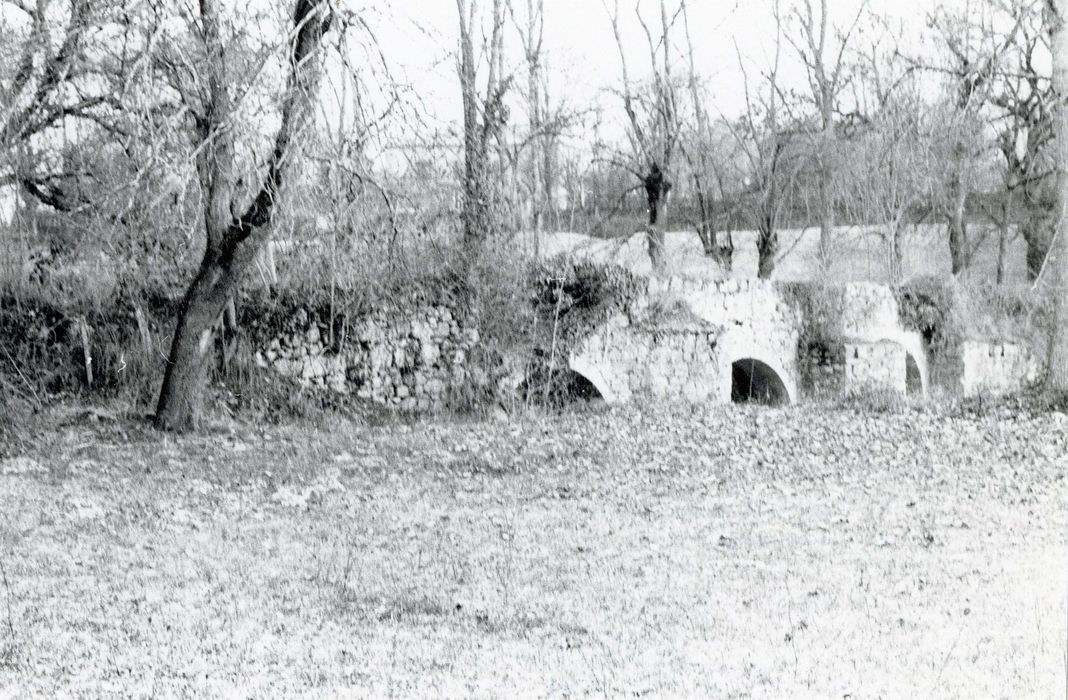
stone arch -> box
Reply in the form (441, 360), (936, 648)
(731, 358), (792, 405)
(905, 352), (923, 395)
(567, 356), (625, 404)
(518, 367), (605, 404)
(855, 332), (929, 395)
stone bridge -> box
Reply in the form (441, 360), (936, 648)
(567, 277), (934, 406)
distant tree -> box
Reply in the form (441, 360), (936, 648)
(605, 0), (683, 271)
(0, 1), (127, 209)
(928, 1), (1022, 275)
(154, 0), (332, 431)
(842, 83), (933, 283)
(787, 0), (867, 270)
(988, 0), (1056, 280)
(723, 0), (802, 279)
(677, 0), (734, 268)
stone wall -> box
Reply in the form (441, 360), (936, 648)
(844, 341), (906, 394)
(959, 341), (1037, 397)
(253, 305), (479, 411)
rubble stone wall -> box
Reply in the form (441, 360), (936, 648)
(253, 305), (478, 411)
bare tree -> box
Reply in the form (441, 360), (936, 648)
(788, 0), (867, 271)
(605, 0), (682, 270)
(1045, 0), (1068, 389)
(721, 0), (801, 279)
(154, 0), (332, 431)
(927, 1), (1022, 275)
(0, 1), (129, 207)
(988, 0), (1056, 280)
(843, 84), (933, 284)
(677, 0), (733, 268)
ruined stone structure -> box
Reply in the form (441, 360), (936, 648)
(253, 272), (1037, 410)
(565, 277), (1035, 405)
(566, 278), (936, 405)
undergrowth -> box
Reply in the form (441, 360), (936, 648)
(780, 282), (850, 357)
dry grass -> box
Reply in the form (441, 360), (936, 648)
(0, 403), (1065, 698)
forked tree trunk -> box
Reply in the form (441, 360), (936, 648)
(155, 0), (330, 431)
(693, 177), (732, 269)
(457, 0), (505, 266)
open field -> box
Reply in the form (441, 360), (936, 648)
(0, 402), (1065, 698)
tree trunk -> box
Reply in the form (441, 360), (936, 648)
(644, 165), (669, 271)
(817, 159), (834, 271)
(817, 94), (835, 272)
(1046, 0), (1068, 391)
(757, 216), (777, 279)
(457, 0), (505, 264)
(996, 196), (1010, 285)
(693, 179), (731, 269)
(1020, 217), (1051, 281)
(947, 194), (969, 275)
(156, 253), (243, 429)
(887, 227), (903, 284)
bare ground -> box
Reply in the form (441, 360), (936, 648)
(0, 402), (1065, 698)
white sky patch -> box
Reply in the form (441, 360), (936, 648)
(351, 0), (950, 134)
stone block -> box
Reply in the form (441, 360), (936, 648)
(420, 342), (441, 366)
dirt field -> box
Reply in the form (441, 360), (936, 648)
(0, 402), (1065, 698)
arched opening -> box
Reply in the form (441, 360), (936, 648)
(519, 368), (605, 407)
(905, 352), (923, 396)
(731, 359), (790, 406)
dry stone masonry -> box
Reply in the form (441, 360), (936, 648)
(254, 305), (479, 411)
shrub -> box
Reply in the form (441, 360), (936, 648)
(516, 259), (643, 407)
(893, 276), (965, 356)
(530, 259), (645, 343)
